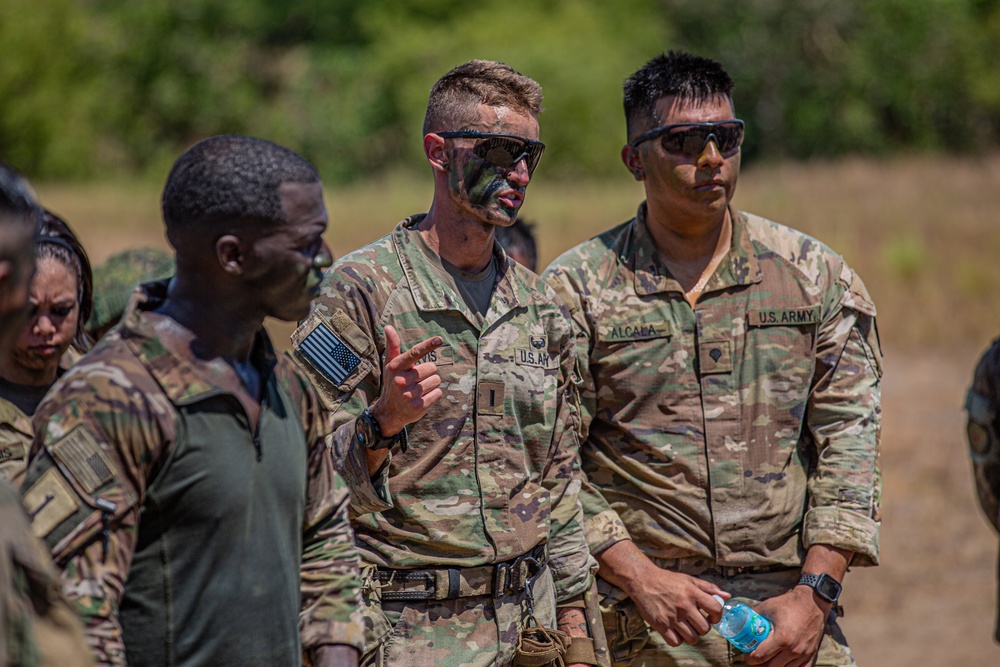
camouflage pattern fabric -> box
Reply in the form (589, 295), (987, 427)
(359, 565), (558, 667)
(292, 216), (597, 663)
(964, 337), (1000, 642)
(87, 248), (174, 336)
(598, 565), (853, 667)
(544, 203), (882, 569)
(0, 396), (32, 483)
(20, 282), (363, 665)
(1, 479), (94, 667)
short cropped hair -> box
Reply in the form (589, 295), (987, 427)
(36, 210), (94, 353)
(161, 134), (319, 231)
(423, 60), (543, 135)
(495, 218), (538, 273)
(623, 51), (735, 141)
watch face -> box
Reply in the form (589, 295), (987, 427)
(816, 574), (842, 602)
(356, 412), (374, 446)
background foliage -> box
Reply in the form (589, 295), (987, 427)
(2, 0), (999, 182)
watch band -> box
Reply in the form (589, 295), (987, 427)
(358, 408), (408, 452)
(797, 572), (842, 603)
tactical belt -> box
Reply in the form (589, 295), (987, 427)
(376, 544), (546, 601)
(655, 556), (794, 579)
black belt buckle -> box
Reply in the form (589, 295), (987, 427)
(379, 570), (436, 601)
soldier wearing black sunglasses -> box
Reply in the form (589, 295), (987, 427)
(545, 51), (881, 667)
(293, 60), (605, 667)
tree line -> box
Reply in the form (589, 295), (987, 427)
(1, 0), (998, 183)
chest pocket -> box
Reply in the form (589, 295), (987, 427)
(743, 304), (819, 456)
(592, 307), (677, 394)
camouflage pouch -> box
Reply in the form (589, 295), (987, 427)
(513, 616), (572, 667)
(597, 579), (649, 667)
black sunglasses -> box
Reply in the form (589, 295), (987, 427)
(631, 120), (745, 155)
(437, 130), (546, 175)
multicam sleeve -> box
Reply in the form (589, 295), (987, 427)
(291, 274), (391, 516)
(544, 268), (631, 557)
(801, 265), (883, 566)
(965, 339), (1000, 534)
(542, 311), (598, 604)
(291, 364), (365, 654)
(20, 358), (169, 667)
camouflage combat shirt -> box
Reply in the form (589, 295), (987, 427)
(964, 337), (1000, 641)
(1, 478), (93, 667)
(292, 215), (595, 603)
(544, 203), (882, 568)
(20, 283), (364, 666)
(0, 396), (32, 483)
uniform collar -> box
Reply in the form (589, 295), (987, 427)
(392, 215), (527, 329)
(0, 396), (31, 436)
(632, 202), (763, 296)
(117, 281), (278, 406)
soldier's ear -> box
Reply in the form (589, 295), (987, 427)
(621, 145), (644, 181)
(216, 234), (245, 276)
(424, 133), (449, 173)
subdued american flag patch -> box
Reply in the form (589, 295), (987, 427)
(299, 324), (362, 386)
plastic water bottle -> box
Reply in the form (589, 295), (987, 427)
(711, 594), (772, 653)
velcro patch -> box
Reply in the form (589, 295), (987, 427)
(748, 307), (820, 327)
(23, 468), (81, 539)
(299, 322), (362, 386)
(416, 344), (454, 367)
(699, 339), (733, 375)
(0, 441), (25, 464)
(514, 347), (553, 369)
(477, 381), (505, 416)
(51, 425), (115, 494)
(599, 320), (672, 343)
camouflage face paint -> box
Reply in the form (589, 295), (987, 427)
(447, 148), (520, 225)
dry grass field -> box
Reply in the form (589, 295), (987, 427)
(35, 154), (1000, 664)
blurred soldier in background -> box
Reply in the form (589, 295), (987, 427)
(87, 247), (174, 341)
(545, 51), (882, 667)
(0, 162), (93, 666)
(495, 217), (538, 272)
(292, 60), (604, 666)
(20, 137), (364, 666)
(0, 210), (93, 484)
(965, 340), (1000, 645)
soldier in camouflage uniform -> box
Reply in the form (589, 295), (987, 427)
(965, 340), (1000, 644)
(1, 210), (94, 484)
(0, 162), (93, 666)
(87, 247), (173, 341)
(20, 136), (364, 666)
(292, 60), (605, 667)
(544, 52), (882, 667)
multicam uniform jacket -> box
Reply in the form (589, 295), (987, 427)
(0, 397), (32, 483)
(1, 478), (93, 667)
(20, 283), (363, 666)
(293, 216), (595, 601)
(544, 203), (882, 568)
(965, 338), (1000, 642)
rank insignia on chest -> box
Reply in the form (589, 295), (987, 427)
(298, 321), (362, 386)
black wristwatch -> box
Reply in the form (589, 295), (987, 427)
(356, 407), (408, 453)
(797, 573), (842, 604)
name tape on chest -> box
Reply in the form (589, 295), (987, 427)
(748, 306), (820, 327)
(600, 320), (672, 343)
(298, 323), (363, 387)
